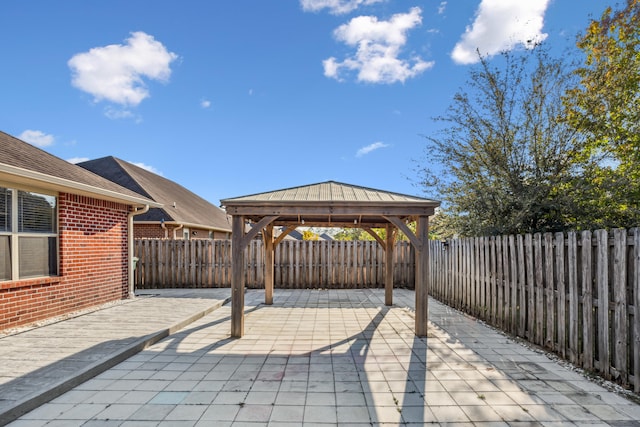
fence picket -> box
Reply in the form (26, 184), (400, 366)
(556, 232), (566, 358)
(582, 230), (594, 370)
(613, 229), (627, 384)
(544, 232), (555, 351)
(634, 228), (640, 393)
(517, 235), (526, 337)
(509, 235), (517, 334)
(567, 232), (578, 364)
(596, 229), (610, 379)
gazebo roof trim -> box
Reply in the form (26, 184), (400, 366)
(221, 180), (440, 205)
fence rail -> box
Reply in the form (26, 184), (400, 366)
(429, 228), (640, 393)
(134, 239), (415, 289)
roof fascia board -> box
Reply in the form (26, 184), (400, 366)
(0, 163), (162, 208)
(224, 205), (437, 216)
(221, 200), (440, 208)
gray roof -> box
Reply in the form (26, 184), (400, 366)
(0, 131), (157, 206)
(78, 157), (231, 232)
(222, 181), (437, 204)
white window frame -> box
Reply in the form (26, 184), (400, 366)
(0, 185), (59, 281)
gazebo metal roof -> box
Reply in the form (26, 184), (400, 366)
(221, 181), (440, 229)
(223, 180), (436, 203)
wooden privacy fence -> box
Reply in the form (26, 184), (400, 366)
(135, 239), (415, 290)
(429, 228), (640, 393)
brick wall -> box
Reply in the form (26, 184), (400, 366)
(0, 193), (131, 331)
(134, 223), (166, 239)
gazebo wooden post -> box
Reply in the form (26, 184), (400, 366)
(263, 223), (274, 305)
(415, 215), (430, 337)
(385, 224), (395, 306)
(231, 215), (245, 338)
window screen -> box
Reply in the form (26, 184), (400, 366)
(0, 187), (10, 232)
(0, 188), (58, 281)
(18, 191), (56, 233)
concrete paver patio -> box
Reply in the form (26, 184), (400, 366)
(4, 289), (640, 426)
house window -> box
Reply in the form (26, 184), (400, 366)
(0, 187), (58, 281)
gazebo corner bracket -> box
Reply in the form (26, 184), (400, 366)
(240, 215), (279, 248)
(383, 215), (421, 250)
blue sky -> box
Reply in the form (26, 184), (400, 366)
(1, 0), (610, 206)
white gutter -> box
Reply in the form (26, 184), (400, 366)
(128, 204), (150, 298)
(160, 219), (168, 239)
(0, 163), (162, 208)
(172, 223), (184, 240)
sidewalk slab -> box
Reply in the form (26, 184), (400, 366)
(0, 289), (230, 426)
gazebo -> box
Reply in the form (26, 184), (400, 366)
(221, 181), (440, 338)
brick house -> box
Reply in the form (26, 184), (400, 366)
(0, 131), (161, 331)
(78, 157), (231, 240)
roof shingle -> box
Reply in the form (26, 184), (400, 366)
(0, 131), (156, 204)
(79, 157), (231, 232)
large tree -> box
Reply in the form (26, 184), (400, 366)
(564, 0), (640, 227)
(418, 47), (586, 236)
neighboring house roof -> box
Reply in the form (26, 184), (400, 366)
(0, 131), (159, 207)
(78, 156), (231, 232)
(284, 228), (303, 240)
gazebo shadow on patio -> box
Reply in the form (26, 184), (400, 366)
(124, 289), (574, 424)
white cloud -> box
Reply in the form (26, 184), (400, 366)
(68, 31), (178, 106)
(130, 161), (163, 176)
(324, 7), (433, 84)
(104, 106), (137, 120)
(19, 130), (55, 147)
(300, 0), (384, 15)
(438, 1), (447, 15)
(201, 99), (211, 108)
(66, 157), (89, 164)
(356, 141), (389, 157)
(451, 0), (550, 65)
